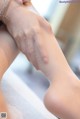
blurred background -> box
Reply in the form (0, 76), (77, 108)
(5, 1), (80, 100)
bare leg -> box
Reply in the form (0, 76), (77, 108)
(34, 29), (80, 119)
(0, 89), (10, 119)
(0, 26), (19, 78)
(0, 26), (19, 119)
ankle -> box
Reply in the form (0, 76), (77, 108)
(2, 0), (20, 24)
(44, 86), (61, 118)
(43, 72), (80, 119)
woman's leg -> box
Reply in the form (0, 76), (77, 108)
(34, 29), (80, 119)
(0, 25), (19, 119)
(0, 89), (10, 119)
(0, 26), (19, 78)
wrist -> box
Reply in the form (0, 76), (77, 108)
(2, 0), (20, 24)
(0, 0), (11, 20)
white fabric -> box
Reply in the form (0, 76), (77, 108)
(1, 69), (57, 119)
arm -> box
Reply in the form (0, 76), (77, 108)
(0, 0), (76, 89)
(0, 2), (80, 119)
(2, 1), (73, 79)
(0, 0), (50, 69)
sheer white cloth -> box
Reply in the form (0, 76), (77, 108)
(1, 69), (57, 119)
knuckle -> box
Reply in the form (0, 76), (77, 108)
(14, 32), (23, 41)
(23, 30), (29, 40)
(13, 33), (18, 39)
(46, 23), (52, 32)
(24, 29), (33, 37)
(33, 26), (41, 34)
(24, 30), (28, 36)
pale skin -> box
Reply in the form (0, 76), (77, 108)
(2, 0), (50, 69)
(0, 0), (26, 118)
(0, 26), (19, 119)
(0, 89), (10, 119)
(0, 0), (80, 119)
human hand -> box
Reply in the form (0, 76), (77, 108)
(2, 0), (53, 69)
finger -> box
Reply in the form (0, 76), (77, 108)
(17, 32), (30, 62)
(23, 31), (39, 69)
(27, 36), (39, 69)
(34, 31), (49, 64)
(14, 33), (22, 51)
